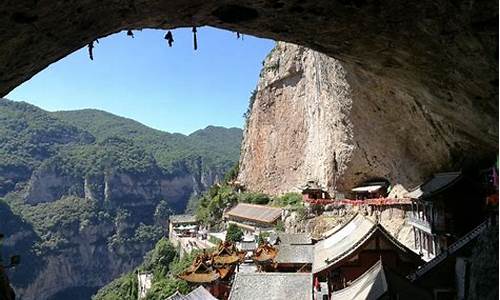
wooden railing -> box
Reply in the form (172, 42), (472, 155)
(407, 215), (432, 232)
(408, 219), (489, 281)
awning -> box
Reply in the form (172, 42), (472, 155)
(352, 185), (383, 193)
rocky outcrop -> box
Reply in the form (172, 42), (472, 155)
(9, 220), (151, 300)
(239, 43), (498, 195)
(7, 157), (228, 300)
(24, 163), (82, 205)
(23, 158), (224, 212)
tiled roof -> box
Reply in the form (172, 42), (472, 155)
(278, 233), (312, 245)
(225, 203), (282, 224)
(229, 273), (313, 300)
(240, 241), (257, 251)
(166, 291), (186, 300)
(332, 260), (431, 300)
(313, 214), (375, 273)
(276, 244), (313, 264)
(406, 172), (462, 199)
(170, 214), (197, 224)
(313, 214), (421, 273)
(184, 286), (218, 300)
(166, 286), (218, 300)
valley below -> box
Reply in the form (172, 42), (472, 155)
(0, 99), (242, 300)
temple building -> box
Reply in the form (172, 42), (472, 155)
(177, 253), (232, 284)
(275, 244), (313, 272)
(351, 181), (389, 200)
(300, 181), (332, 204)
(252, 242), (278, 272)
(169, 214), (199, 240)
(211, 242), (245, 267)
(228, 273), (313, 300)
(227, 180), (245, 193)
(312, 214), (424, 293)
(406, 172), (485, 259)
(330, 260), (431, 300)
(177, 242), (244, 298)
(274, 233), (314, 272)
(224, 203), (283, 235)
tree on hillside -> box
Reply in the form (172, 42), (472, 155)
(225, 224), (243, 243)
(223, 163), (239, 183)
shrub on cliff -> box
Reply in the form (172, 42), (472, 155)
(272, 192), (302, 207)
(238, 192), (270, 205)
(195, 184), (238, 226)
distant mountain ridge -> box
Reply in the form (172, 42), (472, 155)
(0, 99), (243, 206)
(0, 98), (242, 300)
(52, 108), (243, 172)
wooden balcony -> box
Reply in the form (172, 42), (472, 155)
(407, 214), (433, 234)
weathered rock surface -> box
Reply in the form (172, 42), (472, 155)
(3, 160), (226, 300)
(23, 159), (222, 211)
(0, 0), (498, 104)
(239, 43), (498, 195)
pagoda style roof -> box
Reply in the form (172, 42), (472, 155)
(331, 260), (431, 300)
(212, 242), (245, 266)
(178, 263), (230, 283)
(224, 203), (282, 224)
(170, 214), (197, 224)
(178, 253), (231, 283)
(253, 243), (278, 264)
(276, 244), (313, 264)
(406, 172), (462, 200)
(313, 214), (422, 273)
(278, 233), (312, 245)
(229, 273), (313, 300)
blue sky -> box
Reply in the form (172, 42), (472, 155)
(6, 27), (275, 134)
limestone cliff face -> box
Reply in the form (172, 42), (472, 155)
(5, 162), (224, 300)
(23, 159), (221, 212)
(238, 43), (498, 195)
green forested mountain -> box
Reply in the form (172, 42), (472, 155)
(0, 98), (242, 300)
(0, 99), (242, 197)
(52, 109), (242, 172)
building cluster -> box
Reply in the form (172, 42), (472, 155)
(168, 214), (214, 256)
(163, 166), (497, 300)
(170, 214), (494, 299)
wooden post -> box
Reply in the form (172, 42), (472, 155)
(413, 226), (418, 249)
(418, 230), (423, 253)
